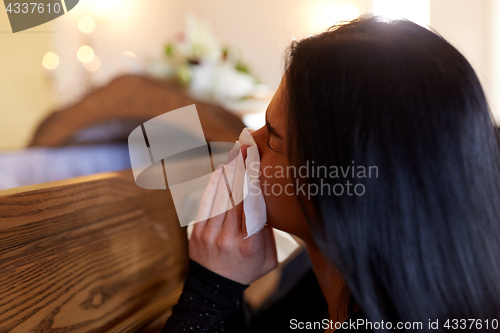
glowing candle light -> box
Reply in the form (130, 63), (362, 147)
(78, 15), (96, 33)
(341, 4), (360, 21)
(42, 52), (60, 70)
(77, 45), (95, 63)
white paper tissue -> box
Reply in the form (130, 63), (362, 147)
(190, 128), (300, 263)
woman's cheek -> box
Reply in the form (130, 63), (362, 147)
(258, 156), (311, 241)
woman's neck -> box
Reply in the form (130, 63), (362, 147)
(305, 243), (348, 333)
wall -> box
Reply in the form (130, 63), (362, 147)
(175, 0), (374, 89)
(0, 11), (55, 151)
(430, 0), (500, 122)
(490, 0), (500, 122)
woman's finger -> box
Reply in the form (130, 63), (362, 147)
(194, 167), (224, 226)
(262, 225), (278, 268)
(205, 166), (232, 228)
(240, 204), (247, 235)
(220, 200), (243, 237)
(240, 145), (249, 162)
(190, 219), (204, 239)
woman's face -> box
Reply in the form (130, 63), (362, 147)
(251, 78), (314, 244)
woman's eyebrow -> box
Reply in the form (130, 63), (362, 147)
(266, 119), (283, 139)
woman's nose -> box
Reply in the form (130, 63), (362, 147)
(251, 126), (267, 157)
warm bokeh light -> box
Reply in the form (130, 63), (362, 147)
(77, 45), (95, 63)
(78, 15), (96, 33)
(309, 2), (360, 33)
(320, 5), (340, 29)
(79, 0), (124, 19)
(42, 52), (60, 70)
(340, 4), (360, 21)
(106, 0), (122, 8)
(82, 0), (121, 9)
(374, 0), (430, 27)
(83, 55), (101, 72)
(122, 51), (136, 58)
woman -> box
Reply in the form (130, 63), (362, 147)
(163, 16), (500, 332)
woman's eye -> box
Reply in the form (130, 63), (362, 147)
(266, 138), (276, 151)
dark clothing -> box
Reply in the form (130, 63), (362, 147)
(162, 260), (371, 332)
(161, 260), (247, 333)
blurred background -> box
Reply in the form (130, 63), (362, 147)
(0, 0), (499, 190)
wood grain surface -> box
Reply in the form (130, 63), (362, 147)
(0, 170), (188, 332)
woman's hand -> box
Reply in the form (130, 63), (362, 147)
(188, 146), (278, 285)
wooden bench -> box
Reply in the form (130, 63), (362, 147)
(0, 170), (188, 332)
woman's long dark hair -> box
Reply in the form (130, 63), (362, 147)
(286, 16), (500, 330)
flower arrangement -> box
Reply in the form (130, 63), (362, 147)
(149, 13), (261, 102)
